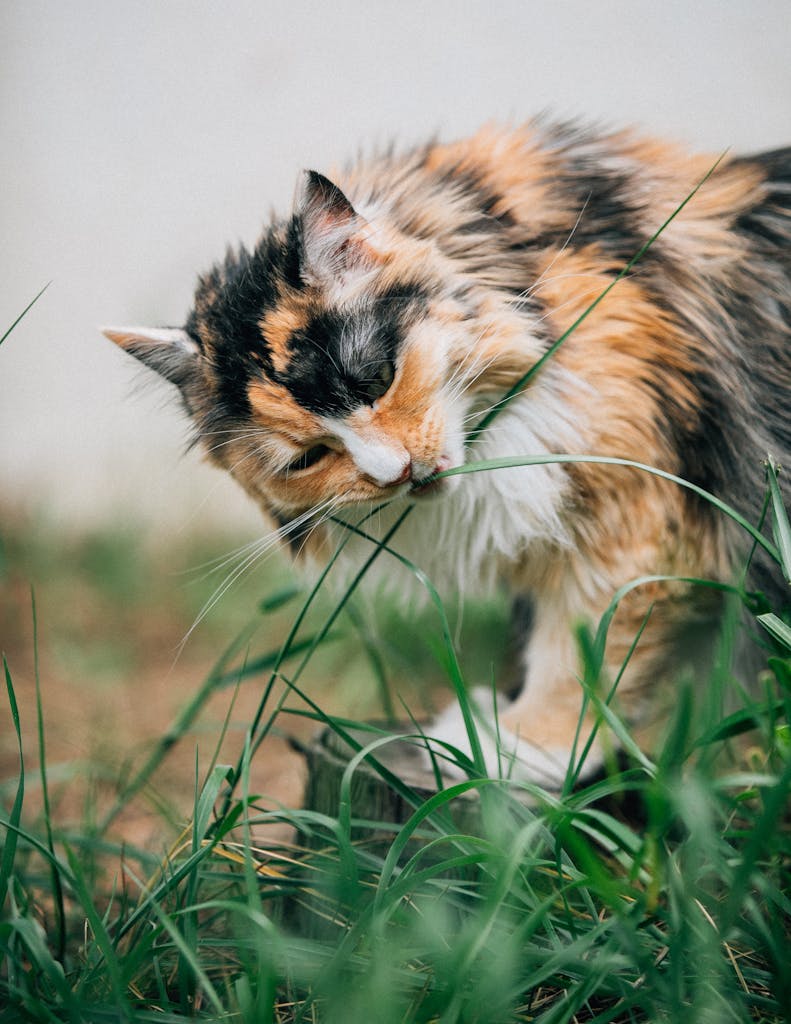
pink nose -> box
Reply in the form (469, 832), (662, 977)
(391, 461), (412, 486)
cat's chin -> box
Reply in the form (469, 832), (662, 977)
(407, 451), (462, 502)
(409, 473), (459, 501)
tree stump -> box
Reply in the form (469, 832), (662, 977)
(283, 724), (486, 936)
(301, 723), (483, 837)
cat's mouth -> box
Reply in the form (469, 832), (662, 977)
(411, 475), (445, 497)
(410, 454), (454, 498)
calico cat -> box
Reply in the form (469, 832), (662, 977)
(104, 120), (791, 787)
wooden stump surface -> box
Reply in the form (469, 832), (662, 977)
(299, 723), (485, 838)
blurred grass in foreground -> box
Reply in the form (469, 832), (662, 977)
(1, 496), (790, 1023)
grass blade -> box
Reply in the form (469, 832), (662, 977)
(31, 590), (66, 964)
(0, 282), (50, 348)
(65, 845), (133, 1018)
(194, 763), (233, 843)
(765, 456), (791, 584)
(757, 612), (791, 652)
(0, 658), (25, 914)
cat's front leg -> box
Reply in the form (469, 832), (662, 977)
(424, 579), (684, 788)
(425, 610), (601, 788)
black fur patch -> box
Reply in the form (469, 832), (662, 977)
(536, 159), (649, 265)
(190, 216), (430, 423)
(449, 169), (518, 233)
(190, 233), (288, 418)
(674, 360), (743, 502)
(276, 285), (427, 417)
(733, 147), (791, 254)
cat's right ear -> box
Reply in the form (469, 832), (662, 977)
(101, 326), (199, 389)
(296, 170), (380, 286)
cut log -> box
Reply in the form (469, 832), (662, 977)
(301, 723), (482, 835)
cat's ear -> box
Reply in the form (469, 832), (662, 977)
(101, 325), (199, 388)
(296, 170), (380, 286)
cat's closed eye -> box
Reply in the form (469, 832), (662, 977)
(355, 358), (395, 406)
(286, 443), (330, 473)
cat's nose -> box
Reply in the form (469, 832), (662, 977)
(372, 460), (413, 487)
(369, 457), (412, 488)
(391, 461), (412, 486)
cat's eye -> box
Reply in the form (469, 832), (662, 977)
(358, 359), (395, 405)
(286, 443), (330, 472)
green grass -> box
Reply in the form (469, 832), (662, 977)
(2, 464), (789, 1023)
(2, 176), (790, 1022)
(1, 584), (789, 1022)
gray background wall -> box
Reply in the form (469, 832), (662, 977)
(2, 0), (789, 532)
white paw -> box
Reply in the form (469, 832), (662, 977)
(423, 687), (598, 789)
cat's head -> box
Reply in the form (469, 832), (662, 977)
(103, 171), (490, 536)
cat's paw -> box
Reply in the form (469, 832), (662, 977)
(422, 687), (598, 790)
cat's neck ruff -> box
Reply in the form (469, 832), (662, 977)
(328, 362), (586, 598)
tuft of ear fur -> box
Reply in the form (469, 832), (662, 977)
(296, 170), (381, 286)
(101, 325), (199, 388)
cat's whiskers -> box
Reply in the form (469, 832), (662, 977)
(200, 426), (264, 437)
(276, 497), (346, 555)
(288, 495), (350, 560)
(528, 290), (606, 332)
(450, 349), (503, 399)
(511, 271), (609, 309)
(201, 428), (271, 457)
(179, 532), (281, 581)
(444, 284), (586, 423)
(176, 537), (274, 652)
(444, 346), (488, 395)
(462, 403), (505, 426)
(178, 494), (341, 649)
(460, 388), (532, 427)
(515, 265), (647, 316)
(453, 289), (606, 431)
(444, 343), (501, 400)
(443, 269), (602, 412)
(220, 437), (282, 480)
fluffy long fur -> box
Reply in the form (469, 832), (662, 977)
(105, 120), (791, 786)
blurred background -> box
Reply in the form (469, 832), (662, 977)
(2, 1), (790, 842)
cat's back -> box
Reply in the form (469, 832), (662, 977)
(338, 122), (788, 269)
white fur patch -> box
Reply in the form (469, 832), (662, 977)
(367, 363), (587, 595)
(324, 416), (411, 487)
(101, 325), (199, 357)
(425, 687), (596, 788)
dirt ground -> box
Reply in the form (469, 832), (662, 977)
(1, 507), (505, 857)
(0, 511), (349, 853)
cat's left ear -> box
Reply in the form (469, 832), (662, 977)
(296, 170), (382, 286)
(101, 326), (199, 389)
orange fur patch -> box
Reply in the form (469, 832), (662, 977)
(258, 299), (310, 375)
(422, 124), (557, 229)
(247, 378), (321, 439)
(530, 247), (699, 465)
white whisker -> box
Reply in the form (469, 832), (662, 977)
(177, 494), (342, 651)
